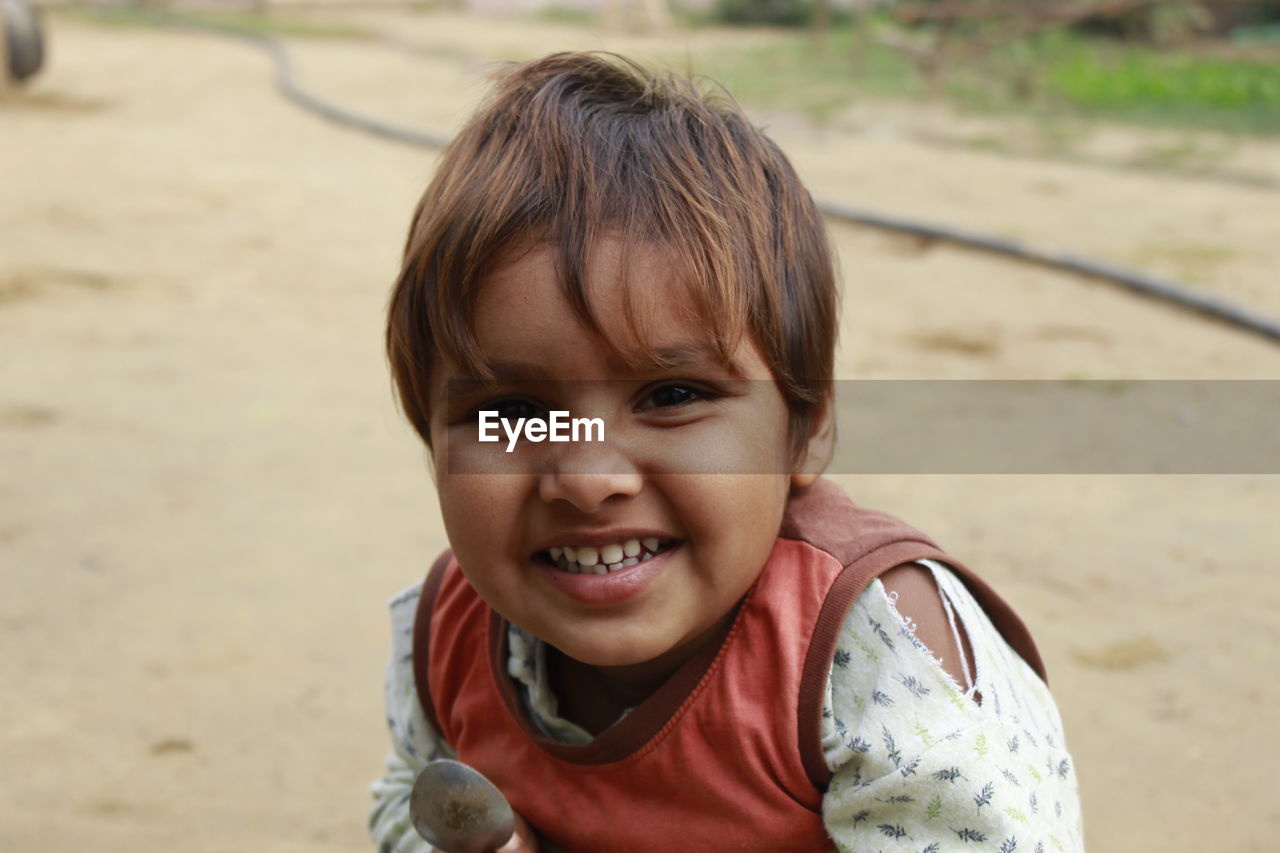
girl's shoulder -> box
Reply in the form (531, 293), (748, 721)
(825, 559), (1067, 754)
(819, 560), (1083, 851)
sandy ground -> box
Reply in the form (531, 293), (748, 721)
(3, 11), (1279, 852)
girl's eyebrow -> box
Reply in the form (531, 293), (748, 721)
(650, 344), (713, 366)
(454, 345), (745, 383)
(488, 347), (721, 373)
(469, 361), (557, 382)
(648, 344), (747, 378)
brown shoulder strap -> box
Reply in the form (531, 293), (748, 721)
(410, 549), (454, 742)
(783, 480), (1047, 790)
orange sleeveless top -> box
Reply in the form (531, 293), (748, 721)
(413, 479), (1045, 852)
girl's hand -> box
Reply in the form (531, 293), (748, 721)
(428, 812), (543, 853)
(499, 813), (568, 853)
(496, 813), (540, 853)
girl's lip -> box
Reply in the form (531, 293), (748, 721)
(534, 545), (677, 607)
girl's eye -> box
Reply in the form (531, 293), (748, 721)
(478, 398), (544, 421)
(638, 383), (712, 411)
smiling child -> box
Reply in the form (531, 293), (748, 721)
(370, 52), (1083, 853)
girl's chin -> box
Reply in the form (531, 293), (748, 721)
(548, 624), (714, 681)
(551, 636), (676, 670)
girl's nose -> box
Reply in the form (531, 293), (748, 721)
(537, 444), (642, 514)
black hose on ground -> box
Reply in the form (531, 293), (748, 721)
(259, 35), (451, 149)
(142, 14), (1280, 348)
(819, 201), (1280, 345)
(154, 17), (451, 147)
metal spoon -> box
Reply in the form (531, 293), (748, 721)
(410, 759), (516, 853)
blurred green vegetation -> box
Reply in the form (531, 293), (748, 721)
(531, 5), (600, 25)
(690, 20), (1280, 134)
(55, 6), (374, 40)
(711, 0), (818, 28)
(58, 3), (1280, 135)
(1034, 35), (1280, 131)
(684, 28), (921, 121)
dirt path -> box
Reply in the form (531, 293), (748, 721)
(2, 13), (1278, 852)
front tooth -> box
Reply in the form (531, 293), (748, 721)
(622, 557), (638, 568)
(593, 564), (608, 575)
(549, 547), (563, 561)
(606, 562), (623, 572)
(601, 543), (623, 564)
(563, 546), (577, 562)
(576, 546), (599, 566)
(623, 539), (640, 557)
(642, 537), (660, 552)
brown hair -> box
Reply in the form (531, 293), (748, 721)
(386, 52), (837, 458)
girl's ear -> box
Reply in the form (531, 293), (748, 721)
(791, 389), (835, 489)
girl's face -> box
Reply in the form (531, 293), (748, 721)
(428, 238), (827, 677)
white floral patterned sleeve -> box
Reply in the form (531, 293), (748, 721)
(369, 561), (1083, 852)
(368, 584), (451, 853)
(821, 559), (1084, 852)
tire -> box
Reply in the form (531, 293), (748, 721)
(2, 0), (45, 84)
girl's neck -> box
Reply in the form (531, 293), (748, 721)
(546, 609), (738, 737)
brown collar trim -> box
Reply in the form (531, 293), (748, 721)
(411, 549), (455, 743)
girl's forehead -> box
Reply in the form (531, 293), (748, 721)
(478, 234), (678, 312)
(469, 237), (748, 379)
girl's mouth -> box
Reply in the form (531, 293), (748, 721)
(535, 538), (680, 575)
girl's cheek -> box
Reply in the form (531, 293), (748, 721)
(629, 422), (771, 476)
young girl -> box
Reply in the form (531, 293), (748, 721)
(370, 52), (1083, 853)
